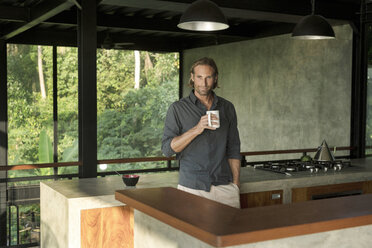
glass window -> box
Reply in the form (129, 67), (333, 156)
(56, 47), (79, 174)
(7, 44), (54, 177)
(5, 45), (179, 246)
(96, 50), (179, 172)
(7, 45), (80, 177)
(7, 44), (54, 246)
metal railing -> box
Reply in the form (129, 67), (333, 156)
(0, 145), (353, 171)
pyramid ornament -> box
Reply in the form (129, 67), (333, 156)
(314, 140), (335, 161)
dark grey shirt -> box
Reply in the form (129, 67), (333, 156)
(162, 90), (241, 191)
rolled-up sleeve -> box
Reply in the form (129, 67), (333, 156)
(162, 103), (180, 157)
(226, 104), (241, 160)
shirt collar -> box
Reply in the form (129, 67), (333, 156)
(189, 90), (219, 107)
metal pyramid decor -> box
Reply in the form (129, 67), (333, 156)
(314, 140), (335, 161)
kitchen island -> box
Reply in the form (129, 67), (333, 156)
(41, 158), (372, 247)
(116, 187), (372, 248)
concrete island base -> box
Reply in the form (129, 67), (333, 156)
(134, 210), (372, 248)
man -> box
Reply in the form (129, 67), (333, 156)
(162, 57), (241, 208)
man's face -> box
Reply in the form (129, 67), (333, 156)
(191, 65), (217, 97)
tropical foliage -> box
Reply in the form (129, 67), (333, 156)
(5, 44), (179, 245)
(7, 45), (179, 175)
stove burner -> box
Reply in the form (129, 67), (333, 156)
(271, 165), (280, 170)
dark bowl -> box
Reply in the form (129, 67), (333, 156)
(122, 174), (140, 186)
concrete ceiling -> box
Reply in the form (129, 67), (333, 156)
(0, 0), (362, 51)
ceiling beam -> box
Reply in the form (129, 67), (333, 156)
(7, 24), (249, 52)
(2, 0), (358, 50)
(1, 0), (74, 40)
(7, 20), (295, 51)
(0, 5), (28, 22)
(45, 10), (259, 39)
(96, 13), (259, 38)
(8, 29), (77, 47)
(7, 28), (187, 52)
(100, 0), (358, 23)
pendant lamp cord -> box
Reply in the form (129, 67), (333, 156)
(311, 0), (315, 15)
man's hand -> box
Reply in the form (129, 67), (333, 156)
(171, 115), (215, 153)
(195, 114), (216, 134)
(233, 180), (240, 189)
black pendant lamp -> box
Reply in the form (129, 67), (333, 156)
(292, 0), (335, 39)
(178, 0), (229, 31)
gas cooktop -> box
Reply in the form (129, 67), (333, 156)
(253, 160), (352, 176)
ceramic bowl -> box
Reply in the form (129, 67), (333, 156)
(122, 174), (140, 186)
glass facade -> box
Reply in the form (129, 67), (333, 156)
(56, 47), (79, 175)
(4, 44), (179, 245)
(96, 50), (179, 172)
(7, 45), (54, 179)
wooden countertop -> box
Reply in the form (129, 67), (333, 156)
(115, 187), (372, 247)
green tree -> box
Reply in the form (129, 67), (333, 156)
(96, 50), (179, 170)
(7, 45), (53, 167)
(6, 44), (179, 245)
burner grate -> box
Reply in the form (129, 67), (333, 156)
(254, 160), (351, 174)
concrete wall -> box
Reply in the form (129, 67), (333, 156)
(182, 25), (353, 161)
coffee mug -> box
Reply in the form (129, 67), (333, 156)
(206, 110), (220, 128)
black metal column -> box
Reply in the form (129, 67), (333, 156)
(78, 0), (97, 178)
(0, 40), (8, 246)
(53, 46), (58, 177)
(350, 4), (368, 158)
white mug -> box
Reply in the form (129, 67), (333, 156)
(206, 110), (220, 128)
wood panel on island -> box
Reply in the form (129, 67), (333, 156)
(240, 190), (283, 208)
(240, 180), (372, 208)
(81, 206), (134, 248)
(292, 180), (372, 203)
